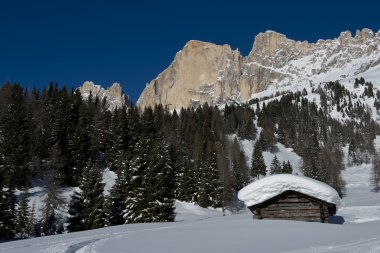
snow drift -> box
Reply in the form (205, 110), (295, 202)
(238, 174), (341, 208)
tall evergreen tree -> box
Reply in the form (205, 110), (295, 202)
(195, 152), (222, 208)
(0, 186), (17, 240)
(372, 154), (380, 192)
(144, 138), (176, 222)
(124, 135), (176, 223)
(174, 144), (195, 202)
(107, 152), (129, 226)
(0, 84), (29, 187)
(270, 155), (282, 175)
(16, 188), (30, 238)
(67, 159), (106, 231)
(251, 141), (266, 179)
(232, 151), (249, 191)
(282, 161), (293, 174)
(40, 169), (64, 236)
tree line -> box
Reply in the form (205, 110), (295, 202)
(0, 82), (250, 240)
(1, 79), (380, 241)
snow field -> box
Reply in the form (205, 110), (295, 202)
(4, 137), (380, 252)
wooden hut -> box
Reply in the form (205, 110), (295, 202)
(238, 174), (341, 223)
(247, 190), (337, 223)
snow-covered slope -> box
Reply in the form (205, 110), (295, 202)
(4, 137), (380, 253)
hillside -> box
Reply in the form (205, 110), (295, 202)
(1, 141), (380, 253)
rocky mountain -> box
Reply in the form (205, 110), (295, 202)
(137, 28), (380, 110)
(79, 81), (128, 111)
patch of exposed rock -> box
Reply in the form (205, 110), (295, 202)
(137, 28), (380, 110)
(79, 81), (128, 111)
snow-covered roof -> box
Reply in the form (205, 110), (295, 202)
(238, 174), (341, 208)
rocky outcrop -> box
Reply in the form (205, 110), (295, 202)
(137, 28), (380, 109)
(79, 81), (128, 111)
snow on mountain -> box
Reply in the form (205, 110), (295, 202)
(79, 81), (128, 111)
(138, 28), (380, 110)
(239, 127), (302, 176)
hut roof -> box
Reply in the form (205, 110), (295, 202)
(238, 174), (341, 208)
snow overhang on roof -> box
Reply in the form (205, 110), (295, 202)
(238, 174), (341, 208)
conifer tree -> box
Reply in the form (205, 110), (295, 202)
(16, 188), (30, 238)
(40, 169), (64, 236)
(270, 155), (282, 175)
(0, 186), (17, 240)
(174, 145), (195, 202)
(67, 191), (84, 232)
(372, 154), (380, 192)
(251, 141), (266, 179)
(26, 202), (37, 238)
(282, 161), (293, 174)
(124, 135), (176, 223)
(67, 159), (106, 231)
(123, 137), (147, 224)
(196, 152), (222, 208)
(108, 152), (129, 226)
(232, 151), (249, 191)
(0, 84), (29, 187)
(144, 138), (176, 222)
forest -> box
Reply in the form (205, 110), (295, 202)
(0, 80), (380, 240)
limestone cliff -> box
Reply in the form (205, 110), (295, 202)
(137, 29), (380, 109)
(79, 81), (128, 111)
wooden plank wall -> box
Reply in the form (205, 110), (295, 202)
(256, 194), (329, 222)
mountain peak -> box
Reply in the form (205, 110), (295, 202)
(79, 81), (127, 110)
(252, 30), (290, 54)
(138, 28), (380, 110)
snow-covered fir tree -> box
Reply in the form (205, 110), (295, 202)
(16, 188), (30, 239)
(270, 155), (282, 175)
(67, 159), (106, 231)
(251, 141), (266, 179)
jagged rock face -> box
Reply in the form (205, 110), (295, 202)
(137, 28), (380, 109)
(79, 81), (128, 111)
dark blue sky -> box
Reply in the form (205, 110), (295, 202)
(1, 0), (379, 102)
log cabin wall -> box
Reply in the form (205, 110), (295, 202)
(250, 191), (333, 223)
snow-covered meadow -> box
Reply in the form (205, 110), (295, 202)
(2, 137), (380, 253)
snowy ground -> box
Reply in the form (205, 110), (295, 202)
(3, 142), (380, 252)
(3, 165), (380, 252)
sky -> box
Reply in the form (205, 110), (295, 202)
(1, 0), (380, 103)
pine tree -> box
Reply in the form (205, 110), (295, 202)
(0, 84), (29, 187)
(282, 161), (293, 174)
(270, 155), (282, 175)
(174, 145), (195, 202)
(195, 152), (222, 208)
(16, 188), (30, 238)
(26, 202), (37, 238)
(40, 159), (65, 236)
(123, 138), (147, 224)
(124, 135), (176, 223)
(232, 151), (248, 191)
(251, 141), (266, 179)
(372, 154), (380, 192)
(67, 159), (106, 231)
(108, 152), (129, 226)
(144, 138), (176, 222)
(69, 103), (91, 184)
(67, 191), (84, 232)
(0, 186), (17, 240)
